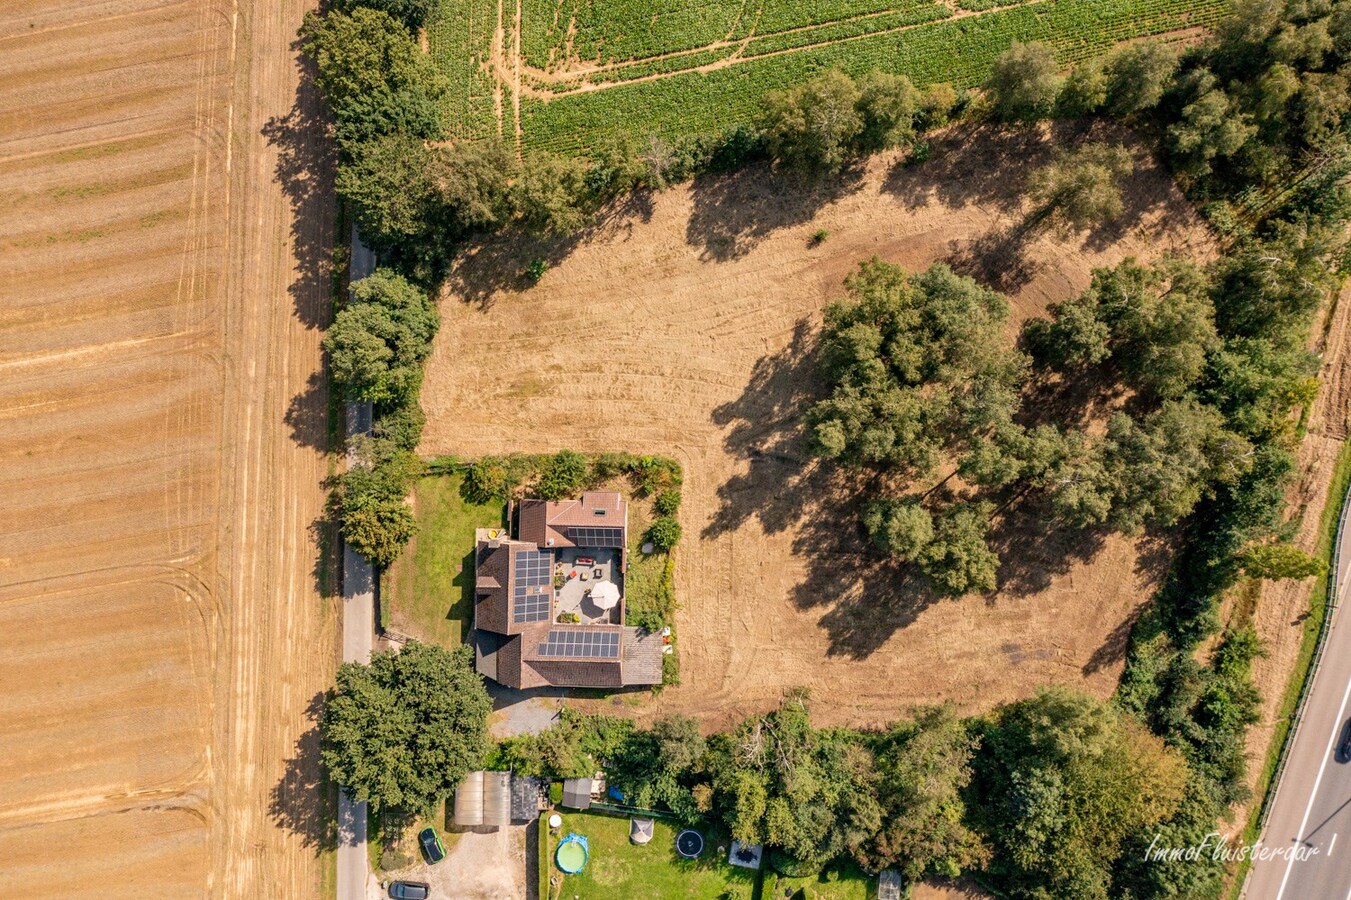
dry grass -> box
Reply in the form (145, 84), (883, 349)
(420, 121), (1215, 729)
(0, 0), (336, 893)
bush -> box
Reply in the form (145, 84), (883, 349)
(535, 449), (592, 500)
(654, 488), (682, 516)
(986, 40), (1061, 121)
(548, 781), (563, 806)
(526, 258), (549, 284)
(633, 455), (683, 496)
(770, 848), (824, 877)
(461, 453), (543, 503)
(337, 435), (424, 567)
(646, 516), (682, 552)
(373, 399), (426, 451)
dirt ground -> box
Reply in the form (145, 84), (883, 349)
(420, 122), (1215, 730)
(378, 828), (527, 900)
(0, 0), (335, 895)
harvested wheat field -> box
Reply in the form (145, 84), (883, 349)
(0, 0), (334, 895)
(422, 123), (1216, 730)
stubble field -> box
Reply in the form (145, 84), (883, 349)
(421, 123), (1216, 729)
(0, 0), (335, 895)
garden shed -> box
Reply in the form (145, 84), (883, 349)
(561, 777), (593, 810)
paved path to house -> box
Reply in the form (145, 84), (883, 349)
(1247, 484), (1351, 899)
(337, 227), (377, 900)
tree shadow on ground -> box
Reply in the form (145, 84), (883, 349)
(987, 498), (1111, 598)
(686, 162), (866, 262)
(882, 123), (1059, 213)
(884, 120), (1176, 296)
(705, 312), (1165, 657)
(270, 691), (338, 855)
(943, 214), (1048, 294)
(447, 190), (656, 309)
(260, 35), (337, 333)
(704, 319), (951, 658)
(285, 368), (331, 452)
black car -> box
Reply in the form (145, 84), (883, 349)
(418, 826), (447, 864)
(387, 881), (430, 900)
(1337, 717), (1351, 763)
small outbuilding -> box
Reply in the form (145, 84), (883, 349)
(453, 770), (484, 827)
(629, 817), (655, 845)
(453, 770), (512, 828)
(878, 870), (902, 900)
(561, 777), (593, 810)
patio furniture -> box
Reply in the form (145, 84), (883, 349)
(593, 567), (603, 578)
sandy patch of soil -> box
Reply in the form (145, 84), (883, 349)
(421, 122), (1214, 729)
(0, 0), (335, 894)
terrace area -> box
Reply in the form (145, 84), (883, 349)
(553, 548), (622, 626)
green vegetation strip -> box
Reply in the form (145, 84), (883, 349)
(515, 0), (1229, 152)
(1232, 439), (1351, 896)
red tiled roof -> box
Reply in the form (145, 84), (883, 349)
(518, 492), (627, 548)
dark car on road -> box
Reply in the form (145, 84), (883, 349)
(418, 826), (447, 864)
(1337, 717), (1351, 763)
(387, 881), (430, 900)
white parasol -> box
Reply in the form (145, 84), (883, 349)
(590, 580), (620, 610)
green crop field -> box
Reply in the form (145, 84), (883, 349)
(428, 0), (1229, 153)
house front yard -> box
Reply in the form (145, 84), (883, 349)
(542, 810), (758, 899)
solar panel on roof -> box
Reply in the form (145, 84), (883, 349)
(512, 549), (553, 623)
(536, 629), (620, 659)
(566, 526), (624, 548)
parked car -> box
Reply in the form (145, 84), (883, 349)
(387, 881), (430, 900)
(418, 826), (447, 864)
(1337, 717), (1351, 763)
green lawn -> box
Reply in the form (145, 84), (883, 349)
(381, 473), (504, 646)
(544, 811), (758, 899)
(764, 862), (877, 900)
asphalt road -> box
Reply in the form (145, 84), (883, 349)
(1247, 488), (1351, 900)
(337, 227), (376, 900)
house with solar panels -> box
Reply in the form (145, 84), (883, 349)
(472, 491), (665, 689)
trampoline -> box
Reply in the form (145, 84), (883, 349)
(556, 833), (589, 874)
(676, 829), (705, 859)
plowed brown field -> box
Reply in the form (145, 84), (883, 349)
(0, 0), (334, 895)
(422, 124), (1215, 729)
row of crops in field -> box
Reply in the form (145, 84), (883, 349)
(427, 0), (499, 140)
(518, 0), (995, 69)
(741, 2), (952, 57)
(515, 0), (1229, 153)
(534, 0), (953, 91)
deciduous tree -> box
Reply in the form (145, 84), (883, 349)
(917, 501), (999, 596)
(1029, 143), (1135, 231)
(761, 69), (863, 171)
(987, 41), (1062, 121)
(320, 642), (491, 814)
